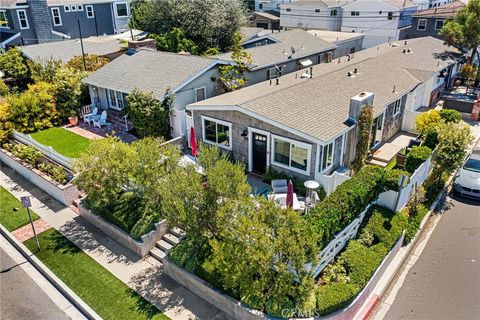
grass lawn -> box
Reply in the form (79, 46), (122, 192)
(0, 187), (39, 231)
(23, 229), (169, 320)
(31, 127), (91, 158)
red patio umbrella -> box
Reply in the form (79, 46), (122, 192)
(286, 180), (294, 208)
(190, 127), (198, 157)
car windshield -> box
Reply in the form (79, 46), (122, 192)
(463, 158), (480, 173)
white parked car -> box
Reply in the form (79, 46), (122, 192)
(453, 149), (480, 200)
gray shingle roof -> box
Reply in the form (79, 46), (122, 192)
(189, 37), (461, 142)
(217, 29), (335, 70)
(82, 50), (219, 99)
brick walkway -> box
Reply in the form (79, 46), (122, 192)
(11, 219), (52, 242)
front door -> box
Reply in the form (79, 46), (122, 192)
(252, 132), (268, 174)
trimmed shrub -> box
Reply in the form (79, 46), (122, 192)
(404, 204), (428, 243)
(405, 146), (432, 174)
(383, 168), (409, 191)
(265, 296), (295, 319)
(5, 143), (42, 166)
(37, 162), (67, 184)
(307, 166), (397, 246)
(423, 126), (439, 150)
(316, 282), (359, 316)
(439, 109), (461, 124)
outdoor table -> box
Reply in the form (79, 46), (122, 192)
(268, 193), (301, 210)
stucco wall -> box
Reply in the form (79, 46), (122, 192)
(191, 109), (318, 181)
(280, 6), (343, 31)
(333, 37), (364, 58)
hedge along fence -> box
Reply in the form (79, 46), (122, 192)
(306, 165), (404, 247)
(376, 151), (434, 213)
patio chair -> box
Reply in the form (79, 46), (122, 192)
(84, 107), (98, 125)
(93, 111), (111, 128)
(271, 179), (288, 194)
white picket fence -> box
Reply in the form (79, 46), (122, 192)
(12, 131), (74, 171)
(376, 153), (434, 212)
(304, 204), (372, 278)
(317, 169), (351, 195)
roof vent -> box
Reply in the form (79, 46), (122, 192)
(354, 67), (358, 74)
(404, 40), (408, 45)
(347, 71), (354, 77)
(392, 43), (400, 47)
(301, 72), (310, 78)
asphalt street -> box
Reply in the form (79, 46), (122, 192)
(0, 246), (70, 320)
(382, 194), (480, 320)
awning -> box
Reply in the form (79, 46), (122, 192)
(299, 59), (313, 67)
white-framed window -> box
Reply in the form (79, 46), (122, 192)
(202, 116), (232, 150)
(108, 89), (125, 109)
(351, 11), (360, 16)
(64, 5), (70, 12)
(434, 19), (444, 30)
(319, 141), (334, 173)
(286, 8), (291, 12)
(387, 12), (393, 20)
(51, 7), (62, 26)
(16, 9), (28, 29)
(0, 10), (9, 29)
(315, 9), (320, 13)
(330, 9), (337, 16)
(77, 5), (83, 11)
(417, 19), (427, 30)
(272, 135), (311, 174)
(195, 87), (206, 102)
(393, 99), (401, 116)
(115, 2), (129, 17)
(71, 5), (77, 11)
(266, 67), (278, 80)
(86, 5), (94, 18)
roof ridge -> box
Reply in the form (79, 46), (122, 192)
(136, 48), (217, 61)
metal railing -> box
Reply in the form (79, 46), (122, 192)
(12, 131), (74, 171)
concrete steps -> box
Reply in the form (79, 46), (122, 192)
(148, 228), (186, 263)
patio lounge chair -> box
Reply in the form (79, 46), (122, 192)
(84, 107), (99, 124)
(271, 179), (288, 194)
(93, 111), (111, 128)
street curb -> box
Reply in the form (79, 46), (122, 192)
(0, 224), (103, 320)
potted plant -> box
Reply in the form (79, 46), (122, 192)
(68, 111), (78, 126)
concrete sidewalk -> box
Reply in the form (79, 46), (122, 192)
(0, 166), (228, 320)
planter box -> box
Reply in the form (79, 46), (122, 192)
(163, 257), (269, 320)
(78, 204), (167, 257)
(163, 232), (405, 320)
(0, 149), (80, 206)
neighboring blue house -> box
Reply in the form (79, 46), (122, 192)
(0, 0), (130, 48)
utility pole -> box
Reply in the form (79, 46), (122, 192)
(78, 19), (87, 71)
(94, 12), (99, 37)
(20, 196), (40, 251)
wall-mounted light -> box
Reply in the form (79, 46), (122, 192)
(241, 128), (248, 139)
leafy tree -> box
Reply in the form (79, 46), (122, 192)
(219, 32), (252, 92)
(53, 66), (88, 119)
(7, 82), (58, 133)
(202, 47), (220, 56)
(149, 28), (199, 54)
(440, 0), (480, 63)
(129, 0), (247, 52)
(434, 122), (472, 175)
(67, 54), (110, 72)
(0, 78), (9, 96)
(439, 108), (461, 124)
(415, 109), (441, 134)
(0, 100), (13, 143)
(0, 47), (31, 90)
(351, 105), (374, 174)
(29, 58), (63, 83)
(123, 88), (173, 139)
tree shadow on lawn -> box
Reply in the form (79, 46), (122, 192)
(46, 230), (83, 254)
(126, 287), (165, 319)
(59, 216), (142, 264)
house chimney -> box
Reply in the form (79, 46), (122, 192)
(348, 92), (374, 123)
(27, 0), (55, 44)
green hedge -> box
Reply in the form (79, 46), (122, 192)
(307, 166), (403, 246)
(405, 146), (432, 174)
(316, 206), (407, 315)
(439, 109), (461, 124)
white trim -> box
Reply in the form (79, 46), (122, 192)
(271, 134), (312, 176)
(172, 60), (231, 95)
(393, 98), (401, 116)
(16, 9), (28, 29)
(51, 29), (70, 39)
(319, 140), (335, 173)
(194, 86), (206, 102)
(64, 5), (70, 12)
(77, 4), (83, 11)
(186, 104), (328, 145)
(86, 5), (94, 18)
(51, 7), (62, 26)
(0, 31), (20, 48)
(70, 5), (77, 11)
(0, 10), (10, 29)
(417, 18), (427, 31)
(434, 19), (443, 30)
(371, 112), (386, 149)
(114, 2), (129, 18)
(248, 127), (271, 173)
(201, 116), (233, 151)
